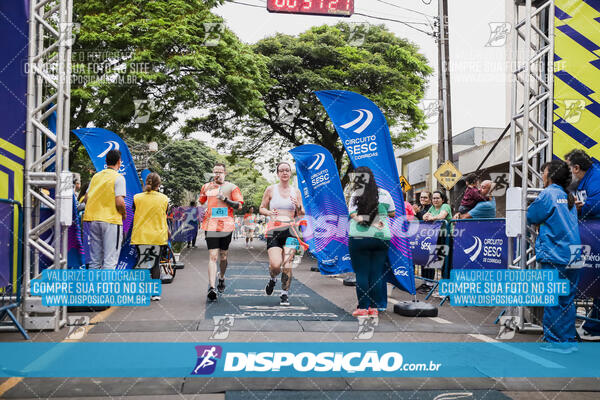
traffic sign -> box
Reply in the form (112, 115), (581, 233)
(399, 175), (411, 193)
(434, 161), (462, 190)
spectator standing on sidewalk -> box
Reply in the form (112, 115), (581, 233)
(414, 191), (432, 221)
(457, 174), (488, 215)
(527, 159), (581, 350)
(347, 166), (395, 318)
(457, 180), (497, 219)
(423, 191), (452, 222)
(565, 149), (600, 340)
(82, 149), (126, 269)
(187, 201), (199, 248)
(414, 190), (435, 293)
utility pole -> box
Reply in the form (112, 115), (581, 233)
(436, 0), (453, 198)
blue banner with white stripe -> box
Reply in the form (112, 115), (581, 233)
(73, 128), (142, 269)
(289, 144), (352, 275)
(315, 90), (415, 294)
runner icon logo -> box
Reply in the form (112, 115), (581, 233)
(191, 345), (222, 375)
(210, 316), (234, 340)
(354, 316), (378, 340)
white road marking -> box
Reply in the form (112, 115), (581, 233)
(467, 335), (564, 369)
(469, 333), (498, 343)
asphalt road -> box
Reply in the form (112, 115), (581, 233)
(1, 237), (598, 398)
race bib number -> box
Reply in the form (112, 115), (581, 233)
(284, 237), (300, 250)
(211, 207), (228, 218)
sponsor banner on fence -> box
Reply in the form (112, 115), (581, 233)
(74, 128), (142, 269)
(315, 90), (415, 294)
(170, 206), (203, 243)
(2, 342), (599, 378)
(577, 219), (600, 298)
(289, 144), (352, 275)
(452, 219), (508, 270)
(439, 269), (569, 307)
(408, 221), (445, 268)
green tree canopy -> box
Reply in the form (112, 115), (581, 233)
(153, 139), (217, 205)
(224, 158), (271, 211)
(186, 22), (432, 176)
(70, 0), (270, 143)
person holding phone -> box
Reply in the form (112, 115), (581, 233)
(198, 163), (243, 301)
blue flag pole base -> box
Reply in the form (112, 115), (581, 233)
(310, 266), (320, 272)
(393, 300), (438, 317)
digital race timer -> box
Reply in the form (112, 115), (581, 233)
(267, 0), (354, 17)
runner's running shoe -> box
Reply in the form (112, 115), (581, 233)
(352, 309), (368, 317)
(265, 279), (276, 296)
(217, 279), (226, 293)
(207, 287), (217, 301)
(280, 294), (290, 306)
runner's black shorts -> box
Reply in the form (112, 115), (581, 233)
(205, 231), (233, 250)
(266, 228), (293, 250)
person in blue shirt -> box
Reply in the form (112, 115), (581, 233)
(565, 149), (600, 339)
(527, 159), (581, 348)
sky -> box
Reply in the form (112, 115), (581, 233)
(211, 0), (511, 147)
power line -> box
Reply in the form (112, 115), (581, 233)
(228, 0), (264, 9)
(354, 12), (434, 36)
(373, 0), (435, 18)
(226, 0), (435, 37)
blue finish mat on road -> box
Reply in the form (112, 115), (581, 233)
(205, 263), (352, 321)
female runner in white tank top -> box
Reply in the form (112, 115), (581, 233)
(259, 161), (304, 306)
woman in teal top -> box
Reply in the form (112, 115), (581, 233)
(348, 167), (395, 318)
(423, 190), (452, 222)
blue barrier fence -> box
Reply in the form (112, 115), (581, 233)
(0, 199), (29, 340)
(409, 218), (600, 314)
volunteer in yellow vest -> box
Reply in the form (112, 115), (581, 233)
(131, 172), (169, 301)
(83, 149), (127, 269)
(198, 163), (244, 302)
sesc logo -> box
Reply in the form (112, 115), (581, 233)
(97, 140), (120, 158)
(191, 345), (222, 375)
(308, 153), (326, 170)
(340, 109), (373, 134)
(463, 236), (482, 262)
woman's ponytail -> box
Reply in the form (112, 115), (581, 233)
(144, 172), (161, 193)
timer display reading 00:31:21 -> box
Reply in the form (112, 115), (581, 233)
(266, 0), (354, 17)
